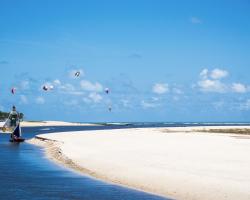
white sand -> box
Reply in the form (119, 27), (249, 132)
(30, 127), (250, 200)
(20, 121), (101, 127)
(0, 120), (101, 133)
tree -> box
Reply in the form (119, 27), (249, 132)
(0, 111), (9, 120)
(0, 111), (24, 121)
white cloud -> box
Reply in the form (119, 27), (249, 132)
(198, 79), (227, 93)
(141, 100), (159, 109)
(199, 68), (228, 80)
(56, 83), (84, 95)
(88, 93), (103, 103)
(198, 68), (250, 94)
(210, 69), (228, 79)
(152, 83), (169, 94)
(240, 99), (250, 110)
(200, 68), (208, 79)
(82, 97), (91, 104)
(232, 83), (247, 93)
(190, 17), (202, 24)
(212, 101), (225, 110)
(83, 93), (103, 104)
(198, 68), (229, 93)
(53, 79), (61, 86)
(20, 80), (30, 90)
(172, 88), (183, 94)
(121, 99), (130, 108)
(70, 91), (85, 96)
(0, 105), (4, 111)
(152, 97), (160, 101)
(60, 83), (75, 91)
(64, 99), (79, 106)
(36, 97), (45, 104)
(80, 80), (103, 93)
(20, 95), (28, 104)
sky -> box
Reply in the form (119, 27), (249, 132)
(0, 0), (250, 122)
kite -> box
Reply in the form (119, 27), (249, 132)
(105, 88), (110, 94)
(11, 88), (16, 94)
(108, 106), (112, 112)
(43, 85), (53, 91)
(43, 86), (49, 91)
(75, 71), (80, 77)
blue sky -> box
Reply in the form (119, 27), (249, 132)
(0, 0), (250, 122)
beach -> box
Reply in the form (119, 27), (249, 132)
(29, 126), (250, 200)
(20, 121), (102, 127)
(0, 121), (101, 133)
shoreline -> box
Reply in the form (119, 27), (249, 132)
(20, 121), (102, 127)
(28, 136), (164, 198)
(28, 126), (250, 200)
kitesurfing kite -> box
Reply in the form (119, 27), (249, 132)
(75, 71), (80, 77)
(43, 85), (53, 91)
(11, 87), (16, 94)
(105, 88), (110, 94)
(105, 88), (111, 111)
(43, 85), (49, 91)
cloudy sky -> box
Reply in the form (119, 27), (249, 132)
(0, 0), (250, 122)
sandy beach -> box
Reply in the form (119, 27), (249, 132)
(29, 126), (250, 200)
(20, 121), (101, 127)
(0, 121), (101, 133)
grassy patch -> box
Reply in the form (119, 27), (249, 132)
(198, 128), (250, 135)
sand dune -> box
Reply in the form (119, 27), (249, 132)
(30, 127), (250, 200)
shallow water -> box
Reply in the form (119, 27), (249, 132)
(0, 126), (170, 200)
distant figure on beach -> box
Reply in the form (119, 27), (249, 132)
(9, 106), (19, 127)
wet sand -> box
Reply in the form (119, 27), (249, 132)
(29, 126), (250, 200)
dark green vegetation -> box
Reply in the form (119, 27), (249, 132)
(0, 111), (8, 120)
(0, 111), (24, 121)
(200, 128), (250, 135)
(162, 128), (250, 135)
